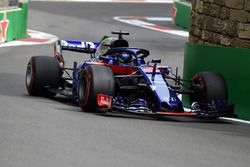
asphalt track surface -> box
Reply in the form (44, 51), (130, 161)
(0, 2), (250, 167)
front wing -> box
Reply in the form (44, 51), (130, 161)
(96, 94), (234, 118)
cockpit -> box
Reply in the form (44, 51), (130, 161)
(94, 31), (150, 66)
(95, 37), (129, 57)
(99, 48), (149, 66)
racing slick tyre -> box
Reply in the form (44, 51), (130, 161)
(26, 56), (61, 97)
(78, 65), (115, 112)
(190, 71), (228, 103)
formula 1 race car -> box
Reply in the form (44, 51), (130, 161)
(25, 31), (234, 118)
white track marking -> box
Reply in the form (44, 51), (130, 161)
(145, 17), (172, 21)
(113, 16), (189, 37)
(125, 19), (155, 26)
(220, 117), (250, 125)
(0, 8), (21, 13)
(0, 29), (58, 47)
(31, 0), (174, 3)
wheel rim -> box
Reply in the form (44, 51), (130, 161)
(191, 75), (206, 103)
(26, 64), (33, 88)
(195, 76), (206, 100)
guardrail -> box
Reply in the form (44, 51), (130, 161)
(0, 1), (28, 43)
(172, 0), (191, 30)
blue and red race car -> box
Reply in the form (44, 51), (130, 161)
(25, 31), (233, 118)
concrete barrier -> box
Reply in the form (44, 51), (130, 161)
(183, 43), (250, 120)
(0, 2), (28, 43)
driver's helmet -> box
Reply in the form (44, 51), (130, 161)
(95, 37), (117, 57)
(118, 52), (132, 64)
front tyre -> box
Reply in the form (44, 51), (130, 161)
(78, 65), (115, 112)
(26, 56), (61, 97)
(190, 71), (228, 103)
(190, 72), (234, 118)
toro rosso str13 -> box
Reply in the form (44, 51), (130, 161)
(26, 31), (234, 118)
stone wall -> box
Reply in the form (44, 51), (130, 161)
(189, 0), (250, 48)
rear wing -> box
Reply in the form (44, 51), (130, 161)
(57, 40), (100, 53)
(54, 40), (100, 67)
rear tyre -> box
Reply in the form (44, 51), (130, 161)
(190, 71), (228, 103)
(78, 65), (115, 112)
(26, 56), (61, 97)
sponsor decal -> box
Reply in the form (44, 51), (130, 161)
(172, 3), (177, 24)
(97, 94), (112, 108)
(61, 40), (97, 49)
(169, 97), (177, 102)
(0, 12), (9, 43)
(150, 85), (157, 91)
